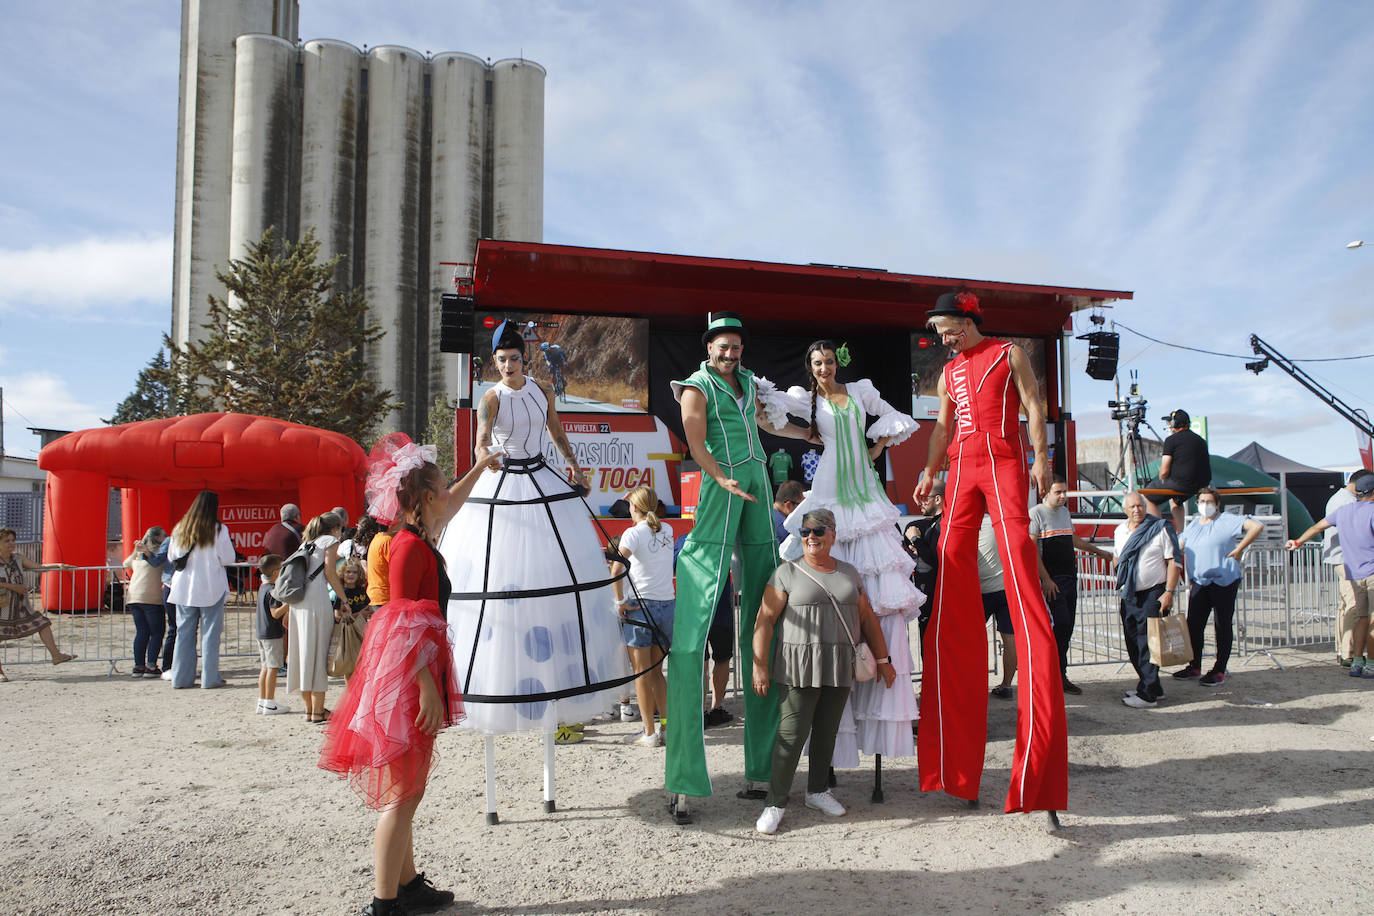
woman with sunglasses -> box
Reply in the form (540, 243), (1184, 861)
(770, 341), (923, 768)
(751, 509), (896, 834)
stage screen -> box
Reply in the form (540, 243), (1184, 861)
(909, 332), (1049, 420)
(474, 311), (649, 414)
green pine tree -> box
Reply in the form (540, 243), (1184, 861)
(106, 349), (180, 424)
(423, 395), (458, 479)
(151, 228), (397, 445)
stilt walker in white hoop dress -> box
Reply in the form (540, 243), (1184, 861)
(438, 322), (641, 823)
(768, 340), (924, 800)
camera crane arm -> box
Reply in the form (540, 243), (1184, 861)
(1247, 334), (1374, 439)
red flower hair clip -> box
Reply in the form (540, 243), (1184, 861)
(954, 291), (982, 317)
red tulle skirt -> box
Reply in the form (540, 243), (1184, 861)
(318, 598), (464, 810)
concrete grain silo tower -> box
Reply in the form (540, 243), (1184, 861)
(171, 0), (545, 435)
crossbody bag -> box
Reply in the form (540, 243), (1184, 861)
(787, 560), (876, 682)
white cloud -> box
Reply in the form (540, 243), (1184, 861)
(0, 233), (170, 313)
(0, 372), (105, 458)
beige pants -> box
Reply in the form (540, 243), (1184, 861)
(1338, 577), (1360, 658)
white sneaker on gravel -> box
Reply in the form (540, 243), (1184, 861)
(261, 703), (291, 715)
(804, 791), (846, 816)
(756, 806), (785, 834)
(623, 732), (661, 746)
(1122, 693), (1157, 709)
(161, 670), (173, 681)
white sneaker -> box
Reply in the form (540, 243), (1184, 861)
(756, 806), (785, 834)
(622, 732), (660, 747)
(261, 703), (291, 715)
(1122, 693), (1157, 709)
(804, 791), (846, 816)
(160, 670), (173, 681)
(255, 701), (265, 715)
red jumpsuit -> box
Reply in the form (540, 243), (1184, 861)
(917, 338), (1068, 812)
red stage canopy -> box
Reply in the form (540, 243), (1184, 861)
(469, 241), (1133, 337)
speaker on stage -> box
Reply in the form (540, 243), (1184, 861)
(1080, 330), (1119, 381)
(439, 293), (475, 353)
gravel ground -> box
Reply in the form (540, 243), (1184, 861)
(0, 645), (1370, 915)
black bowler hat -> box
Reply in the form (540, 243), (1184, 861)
(702, 311), (749, 347)
(925, 289), (984, 326)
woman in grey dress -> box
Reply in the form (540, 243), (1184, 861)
(750, 508), (896, 835)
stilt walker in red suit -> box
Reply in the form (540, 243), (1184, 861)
(913, 290), (1068, 824)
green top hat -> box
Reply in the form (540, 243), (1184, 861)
(702, 311), (749, 347)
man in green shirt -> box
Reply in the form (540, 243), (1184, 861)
(666, 312), (810, 821)
(768, 449), (794, 485)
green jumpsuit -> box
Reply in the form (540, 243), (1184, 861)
(667, 362), (781, 797)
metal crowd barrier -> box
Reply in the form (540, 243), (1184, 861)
(1235, 543), (1339, 667)
(0, 563), (262, 675)
(1064, 541), (1338, 671)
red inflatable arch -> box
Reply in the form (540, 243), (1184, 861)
(36, 413), (366, 611)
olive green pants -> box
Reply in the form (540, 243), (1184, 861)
(767, 683), (852, 807)
(666, 460), (779, 797)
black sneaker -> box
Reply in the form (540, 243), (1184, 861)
(704, 706), (734, 728)
(361, 900), (406, 916)
(397, 872), (453, 914)
(131, 666), (148, 679)
(1061, 677), (1082, 696)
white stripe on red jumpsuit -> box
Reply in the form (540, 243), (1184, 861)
(917, 337), (1069, 813)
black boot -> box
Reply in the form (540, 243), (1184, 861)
(397, 872), (455, 914)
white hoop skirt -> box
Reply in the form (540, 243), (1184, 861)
(439, 457), (632, 733)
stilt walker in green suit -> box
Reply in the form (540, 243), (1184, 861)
(666, 312), (811, 823)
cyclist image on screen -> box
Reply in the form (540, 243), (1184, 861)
(540, 341), (569, 402)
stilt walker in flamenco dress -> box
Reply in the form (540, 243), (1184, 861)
(666, 312), (812, 823)
(771, 340), (924, 801)
(913, 291), (1068, 825)
(439, 322), (641, 823)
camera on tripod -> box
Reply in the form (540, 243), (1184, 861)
(1107, 382), (1148, 425)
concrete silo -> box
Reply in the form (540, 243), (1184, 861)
(227, 34), (298, 269)
(490, 58), (546, 243)
(427, 52), (488, 410)
(173, 0), (297, 346)
(300, 39), (364, 290)
(363, 46), (427, 433)
(172, 1), (543, 437)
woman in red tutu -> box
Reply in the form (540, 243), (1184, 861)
(320, 434), (499, 916)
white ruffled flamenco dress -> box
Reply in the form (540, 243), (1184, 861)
(438, 376), (631, 733)
(762, 378), (924, 762)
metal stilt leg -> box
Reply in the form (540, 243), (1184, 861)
(484, 735), (499, 825)
(543, 727), (556, 813)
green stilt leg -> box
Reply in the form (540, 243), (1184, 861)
(665, 460), (780, 797)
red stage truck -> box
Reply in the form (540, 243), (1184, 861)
(447, 241), (1132, 545)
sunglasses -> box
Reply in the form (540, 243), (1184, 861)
(799, 526), (831, 537)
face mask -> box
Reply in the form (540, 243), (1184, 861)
(1199, 503), (1218, 519)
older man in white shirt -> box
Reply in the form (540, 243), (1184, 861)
(1112, 492), (1181, 708)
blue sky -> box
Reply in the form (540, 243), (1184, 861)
(2, 1), (1373, 469)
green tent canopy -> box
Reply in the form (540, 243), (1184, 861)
(1112, 454), (1314, 538)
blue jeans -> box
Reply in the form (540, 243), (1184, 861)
(172, 595), (226, 688)
(128, 602), (166, 668)
(1046, 575), (1078, 674)
(621, 598), (675, 649)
